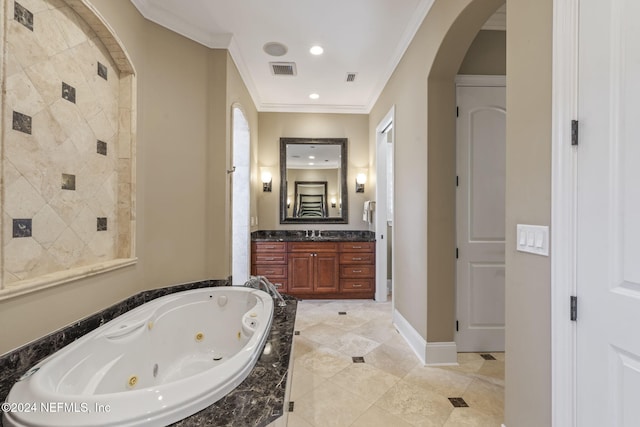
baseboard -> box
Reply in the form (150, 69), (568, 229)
(392, 309), (427, 365)
(425, 341), (458, 366)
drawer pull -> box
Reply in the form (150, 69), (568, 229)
(352, 270), (362, 273)
(265, 257), (275, 261)
(264, 246), (275, 249)
(352, 284), (363, 288)
(352, 246), (362, 249)
(352, 257), (363, 261)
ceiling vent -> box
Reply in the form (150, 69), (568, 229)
(270, 62), (297, 76)
(346, 72), (358, 82)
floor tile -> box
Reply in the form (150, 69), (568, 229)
(288, 300), (504, 427)
(332, 331), (381, 356)
(462, 378), (504, 419)
(328, 362), (400, 405)
(350, 404), (413, 427)
(364, 342), (420, 378)
(375, 380), (454, 427)
(295, 346), (352, 379)
(294, 381), (372, 427)
(404, 364), (473, 397)
(289, 364), (327, 400)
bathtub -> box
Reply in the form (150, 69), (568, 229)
(2, 287), (274, 427)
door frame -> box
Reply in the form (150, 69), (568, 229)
(231, 104), (251, 286)
(551, 0), (579, 426)
(454, 74), (506, 352)
(375, 106), (395, 303)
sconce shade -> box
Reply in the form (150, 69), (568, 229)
(262, 170), (272, 192)
(355, 173), (366, 193)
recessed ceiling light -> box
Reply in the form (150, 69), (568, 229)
(309, 93), (320, 100)
(308, 162), (315, 166)
(263, 42), (288, 57)
(310, 45), (324, 55)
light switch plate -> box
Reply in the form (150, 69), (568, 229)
(516, 224), (549, 256)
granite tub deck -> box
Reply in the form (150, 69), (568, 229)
(0, 280), (297, 427)
(251, 230), (375, 242)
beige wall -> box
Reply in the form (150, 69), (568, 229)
(257, 112), (369, 230)
(0, 0), (258, 355)
(505, 0), (552, 425)
(369, 0), (503, 344)
(459, 30), (506, 75)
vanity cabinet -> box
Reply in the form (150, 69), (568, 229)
(288, 242), (340, 294)
(251, 242), (288, 292)
(338, 242), (375, 293)
(251, 239), (375, 299)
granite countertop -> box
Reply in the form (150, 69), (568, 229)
(251, 230), (375, 242)
(171, 296), (297, 427)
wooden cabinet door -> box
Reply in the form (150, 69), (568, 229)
(315, 253), (339, 293)
(288, 253), (314, 292)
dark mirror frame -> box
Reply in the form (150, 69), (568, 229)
(280, 137), (349, 224)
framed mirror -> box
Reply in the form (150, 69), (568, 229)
(280, 138), (348, 224)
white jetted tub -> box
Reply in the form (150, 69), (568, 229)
(2, 287), (274, 427)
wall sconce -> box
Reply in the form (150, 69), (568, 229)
(287, 197), (291, 208)
(331, 197), (337, 208)
(355, 173), (367, 193)
(261, 170), (272, 192)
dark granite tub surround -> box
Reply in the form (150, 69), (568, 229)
(252, 229), (375, 242)
(0, 279), (228, 410)
(0, 280), (296, 427)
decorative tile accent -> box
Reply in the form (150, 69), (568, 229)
(97, 217), (108, 231)
(97, 140), (107, 156)
(12, 219), (32, 238)
(352, 356), (365, 363)
(338, 311), (347, 315)
(14, 2), (33, 31)
(287, 402), (295, 412)
(448, 397), (469, 408)
(294, 331), (300, 335)
(97, 62), (108, 80)
(480, 353), (496, 361)
(61, 174), (76, 190)
(12, 111), (32, 134)
(62, 82), (76, 103)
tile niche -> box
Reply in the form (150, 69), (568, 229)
(1, 0), (137, 297)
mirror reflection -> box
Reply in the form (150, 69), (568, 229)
(280, 138), (348, 224)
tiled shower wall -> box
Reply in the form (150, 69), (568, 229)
(1, 0), (135, 288)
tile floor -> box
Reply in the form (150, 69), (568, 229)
(286, 299), (504, 427)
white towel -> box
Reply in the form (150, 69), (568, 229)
(363, 201), (370, 222)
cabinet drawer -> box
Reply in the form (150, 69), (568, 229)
(339, 253), (374, 264)
(253, 265), (287, 278)
(340, 265), (375, 278)
(252, 242), (287, 253)
(288, 242), (339, 253)
(338, 242), (374, 252)
(341, 279), (373, 291)
(252, 253), (287, 264)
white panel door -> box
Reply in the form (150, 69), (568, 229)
(456, 84), (506, 352)
(577, 0), (640, 425)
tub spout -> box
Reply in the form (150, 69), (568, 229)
(243, 276), (287, 307)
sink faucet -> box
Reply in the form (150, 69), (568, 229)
(243, 276), (287, 307)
